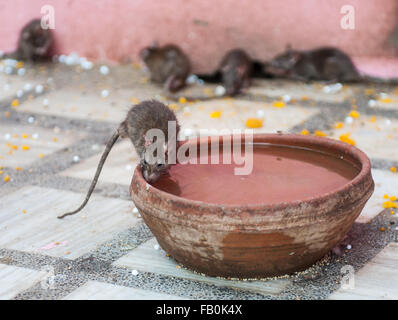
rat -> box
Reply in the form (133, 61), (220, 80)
(167, 48), (253, 101)
(57, 100), (180, 219)
(2, 19), (52, 62)
(264, 46), (398, 84)
(219, 49), (253, 96)
(140, 43), (191, 93)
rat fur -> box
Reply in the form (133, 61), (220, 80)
(58, 100), (180, 219)
(140, 43), (191, 93)
(167, 48), (253, 102)
(264, 46), (398, 84)
(3, 19), (52, 62)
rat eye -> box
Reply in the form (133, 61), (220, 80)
(157, 163), (164, 168)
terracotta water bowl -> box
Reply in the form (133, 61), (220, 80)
(130, 134), (374, 278)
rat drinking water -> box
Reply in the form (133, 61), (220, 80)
(264, 46), (398, 84)
(57, 100), (180, 219)
(168, 48), (253, 101)
(140, 43), (191, 93)
(3, 19), (52, 62)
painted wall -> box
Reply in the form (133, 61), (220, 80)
(1, 0), (398, 75)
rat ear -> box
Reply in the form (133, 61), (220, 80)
(290, 51), (301, 64)
(236, 65), (246, 76)
(139, 48), (151, 59)
(165, 75), (184, 93)
(150, 40), (159, 48)
(22, 31), (30, 40)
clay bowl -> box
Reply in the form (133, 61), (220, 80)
(130, 134), (374, 278)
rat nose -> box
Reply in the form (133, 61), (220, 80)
(148, 172), (160, 182)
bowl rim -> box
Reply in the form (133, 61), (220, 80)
(131, 133), (372, 212)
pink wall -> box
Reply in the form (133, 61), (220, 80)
(1, 0), (398, 74)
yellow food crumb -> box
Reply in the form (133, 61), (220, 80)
(335, 122), (344, 129)
(179, 97), (187, 104)
(168, 103), (179, 111)
(272, 101), (285, 108)
(383, 201), (398, 209)
(11, 99), (19, 108)
(300, 129), (310, 135)
(10, 145), (18, 150)
(384, 194), (390, 199)
(0, 171), (3, 175)
(391, 210), (395, 215)
(370, 116), (376, 123)
(132, 62), (141, 69)
(314, 130), (327, 137)
(380, 227), (386, 232)
(379, 98), (392, 104)
(365, 88), (375, 95)
(3, 175), (10, 182)
(65, 251), (71, 255)
(4, 111), (10, 118)
(390, 166), (397, 173)
(15, 167), (22, 171)
(21, 145), (30, 151)
(38, 153), (45, 158)
(349, 110), (360, 118)
(52, 137), (57, 142)
(301, 95), (309, 101)
(210, 111), (222, 118)
(22, 210), (26, 214)
(245, 118), (263, 128)
(130, 97), (139, 104)
(390, 196), (397, 201)
(339, 133), (356, 146)
(22, 133), (29, 139)
(203, 88), (214, 96)
(16, 61), (24, 68)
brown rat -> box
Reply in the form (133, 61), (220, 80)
(264, 46), (398, 84)
(168, 48), (253, 101)
(3, 19), (52, 62)
(140, 43), (191, 93)
(58, 100), (180, 219)
(219, 49), (253, 96)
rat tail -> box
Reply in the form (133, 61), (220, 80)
(361, 75), (398, 85)
(165, 93), (217, 102)
(57, 130), (120, 219)
(1, 49), (22, 60)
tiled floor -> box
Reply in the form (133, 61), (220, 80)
(329, 243), (398, 300)
(0, 61), (397, 300)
